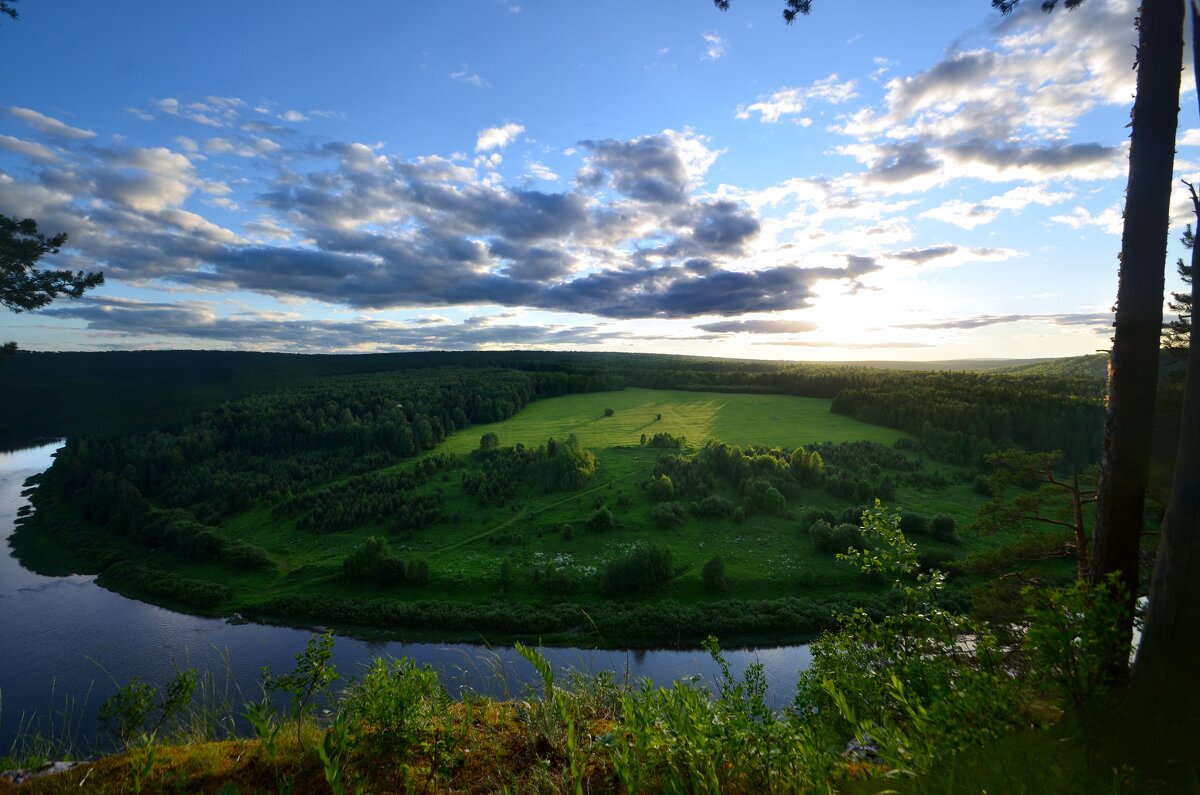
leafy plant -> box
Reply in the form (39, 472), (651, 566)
(1023, 573), (1128, 712)
(98, 669), (197, 750)
(265, 632), (339, 745)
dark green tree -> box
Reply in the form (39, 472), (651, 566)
(1163, 225), (1193, 359)
(972, 450), (1096, 581)
(1, 214), (105, 357)
(702, 555), (728, 593)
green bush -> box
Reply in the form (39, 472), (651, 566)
(651, 501), (687, 528)
(342, 657), (448, 762)
(600, 544), (674, 597)
(702, 556), (728, 593)
(587, 505), (617, 533)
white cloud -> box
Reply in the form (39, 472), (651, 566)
(9, 106), (96, 139)
(0, 134), (58, 163)
(701, 31), (726, 61)
(735, 74), (857, 123)
(450, 64), (489, 88)
(1051, 205), (1124, 236)
(527, 161), (560, 181)
(476, 122), (525, 152)
(124, 107), (156, 122)
(280, 110), (308, 123)
(921, 185), (1073, 229)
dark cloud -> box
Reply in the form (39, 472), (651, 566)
(890, 245), (959, 264)
(756, 340), (934, 349)
(867, 142), (939, 184)
(946, 140), (1118, 173)
(43, 297), (634, 352)
(687, 201), (761, 254)
(539, 259), (877, 319)
(696, 319), (819, 334)
(891, 312), (1113, 330)
(580, 135), (690, 204)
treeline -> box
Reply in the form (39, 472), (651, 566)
(831, 374), (1103, 467)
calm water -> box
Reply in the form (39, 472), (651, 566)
(0, 442), (811, 751)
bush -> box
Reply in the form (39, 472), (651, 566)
(732, 506), (746, 525)
(587, 506), (617, 533)
(343, 536), (406, 585)
(810, 521), (864, 554)
(899, 511), (929, 537)
(600, 544), (674, 597)
(644, 473), (675, 502)
(342, 657), (448, 762)
(651, 501), (687, 528)
(929, 513), (961, 545)
(696, 494), (729, 521)
(702, 555), (728, 593)
(604, 407), (615, 417)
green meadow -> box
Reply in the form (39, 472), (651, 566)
(431, 388), (907, 455)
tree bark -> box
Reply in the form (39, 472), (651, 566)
(1090, 0), (1185, 678)
(1128, 5), (1200, 740)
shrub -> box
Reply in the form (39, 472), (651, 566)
(696, 494), (729, 521)
(702, 556), (728, 593)
(343, 536), (406, 585)
(604, 407), (615, 417)
(600, 544), (674, 597)
(929, 513), (961, 544)
(644, 473), (675, 502)
(342, 657), (448, 762)
(732, 506), (746, 525)
(587, 506), (617, 533)
(899, 511), (930, 537)
(651, 501), (687, 528)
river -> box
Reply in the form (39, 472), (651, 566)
(0, 442), (812, 753)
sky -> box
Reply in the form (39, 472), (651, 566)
(0, 0), (1195, 361)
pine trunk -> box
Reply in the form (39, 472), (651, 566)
(1128, 0), (1200, 737)
(1090, 0), (1184, 677)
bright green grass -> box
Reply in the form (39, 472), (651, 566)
(433, 388), (907, 456)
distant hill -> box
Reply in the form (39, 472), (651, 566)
(983, 353), (1109, 379)
(819, 354), (1109, 379)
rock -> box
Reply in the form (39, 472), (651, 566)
(0, 760), (87, 785)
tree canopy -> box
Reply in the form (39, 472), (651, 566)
(1, 214), (105, 356)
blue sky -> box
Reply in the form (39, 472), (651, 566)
(0, 0), (1194, 360)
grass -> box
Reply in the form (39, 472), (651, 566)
(432, 388), (908, 456)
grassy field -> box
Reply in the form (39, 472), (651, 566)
(433, 388), (907, 456)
